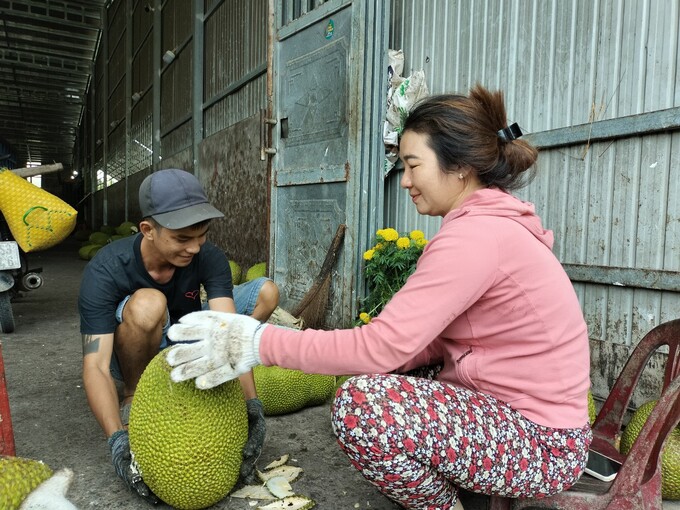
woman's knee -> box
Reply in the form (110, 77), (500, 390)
(331, 375), (375, 442)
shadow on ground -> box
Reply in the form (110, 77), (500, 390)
(3, 238), (408, 509)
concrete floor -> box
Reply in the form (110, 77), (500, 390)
(3, 236), (679, 509)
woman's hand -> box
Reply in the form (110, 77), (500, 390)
(166, 311), (267, 389)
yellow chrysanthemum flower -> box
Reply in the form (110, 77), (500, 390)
(363, 249), (375, 260)
(376, 229), (385, 238)
(410, 230), (425, 240)
(359, 312), (371, 324)
(396, 237), (411, 249)
(374, 242), (384, 250)
(415, 238), (429, 248)
(380, 228), (399, 242)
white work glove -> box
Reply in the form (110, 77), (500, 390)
(166, 311), (267, 389)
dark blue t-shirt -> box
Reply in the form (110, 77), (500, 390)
(78, 234), (232, 334)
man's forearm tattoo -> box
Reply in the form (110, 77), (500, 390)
(82, 334), (101, 355)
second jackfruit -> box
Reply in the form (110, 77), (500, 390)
(254, 365), (336, 416)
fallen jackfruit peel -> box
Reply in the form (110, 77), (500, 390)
(265, 476), (295, 499)
(230, 485), (276, 500)
(257, 496), (316, 510)
(232, 454), (312, 507)
(257, 465), (303, 483)
(264, 454), (290, 470)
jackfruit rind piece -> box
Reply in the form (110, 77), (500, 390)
(264, 454), (290, 470)
(245, 261), (267, 282)
(230, 484), (276, 500)
(0, 455), (53, 510)
(265, 476), (295, 499)
(257, 465), (303, 483)
(19, 468), (77, 510)
(257, 495), (316, 510)
(129, 350), (249, 510)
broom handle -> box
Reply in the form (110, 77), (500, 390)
(292, 224), (346, 316)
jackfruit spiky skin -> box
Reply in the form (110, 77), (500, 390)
(229, 260), (243, 286)
(115, 221), (137, 236)
(588, 390), (597, 424)
(88, 231), (110, 245)
(0, 455), (53, 510)
(254, 365), (336, 415)
(307, 374), (338, 406)
(245, 262), (267, 282)
(129, 350), (249, 510)
(620, 399), (680, 500)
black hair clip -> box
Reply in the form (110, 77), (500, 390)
(497, 122), (523, 142)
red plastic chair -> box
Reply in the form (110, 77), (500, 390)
(0, 342), (16, 456)
(489, 318), (680, 510)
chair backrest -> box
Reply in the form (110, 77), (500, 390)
(593, 319), (680, 442)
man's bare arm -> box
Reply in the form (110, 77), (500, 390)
(82, 332), (123, 436)
(82, 333), (101, 355)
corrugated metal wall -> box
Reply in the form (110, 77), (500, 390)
(387, 0), (680, 405)
(78, 0), (267, 226)
(203, 0), (267, 137)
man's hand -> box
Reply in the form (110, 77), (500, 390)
(240, 398), (266, 485)
(108, 430), (160, 505)
(166, 311), (267, 389)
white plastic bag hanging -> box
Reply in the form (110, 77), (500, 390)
(383, 50), (429, 177)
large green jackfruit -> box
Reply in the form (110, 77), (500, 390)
(129, 350), (249, 510)
(254, 365), (336, 415)
(229, 260), (243, 286)
(0, 455), (53, 510)
(620, 400), (680, 500)
(245, 262), (267, 282)
(88, 231), (110, 246)
(115, 221), (137, 236)
(588, 389), (597, 424)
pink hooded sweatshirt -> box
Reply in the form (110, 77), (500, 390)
(260, 188), (591, 429)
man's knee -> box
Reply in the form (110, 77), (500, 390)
(123, 289), (167, 328)
(253, 280), (279, 321)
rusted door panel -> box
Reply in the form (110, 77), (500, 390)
(199, 114), (269, 270)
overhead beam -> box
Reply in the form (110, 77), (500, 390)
(0, 0), (101, 28)
(0, 48), (92, 73)
(11, 162), (64, 177)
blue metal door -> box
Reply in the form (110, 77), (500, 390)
(269, 0), (388, 328)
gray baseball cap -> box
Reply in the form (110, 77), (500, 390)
(139, 169), (224, 229)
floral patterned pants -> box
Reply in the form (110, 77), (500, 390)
(331, 374), (591, 510)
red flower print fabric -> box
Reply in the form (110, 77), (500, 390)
(331, 374), (591, 510)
